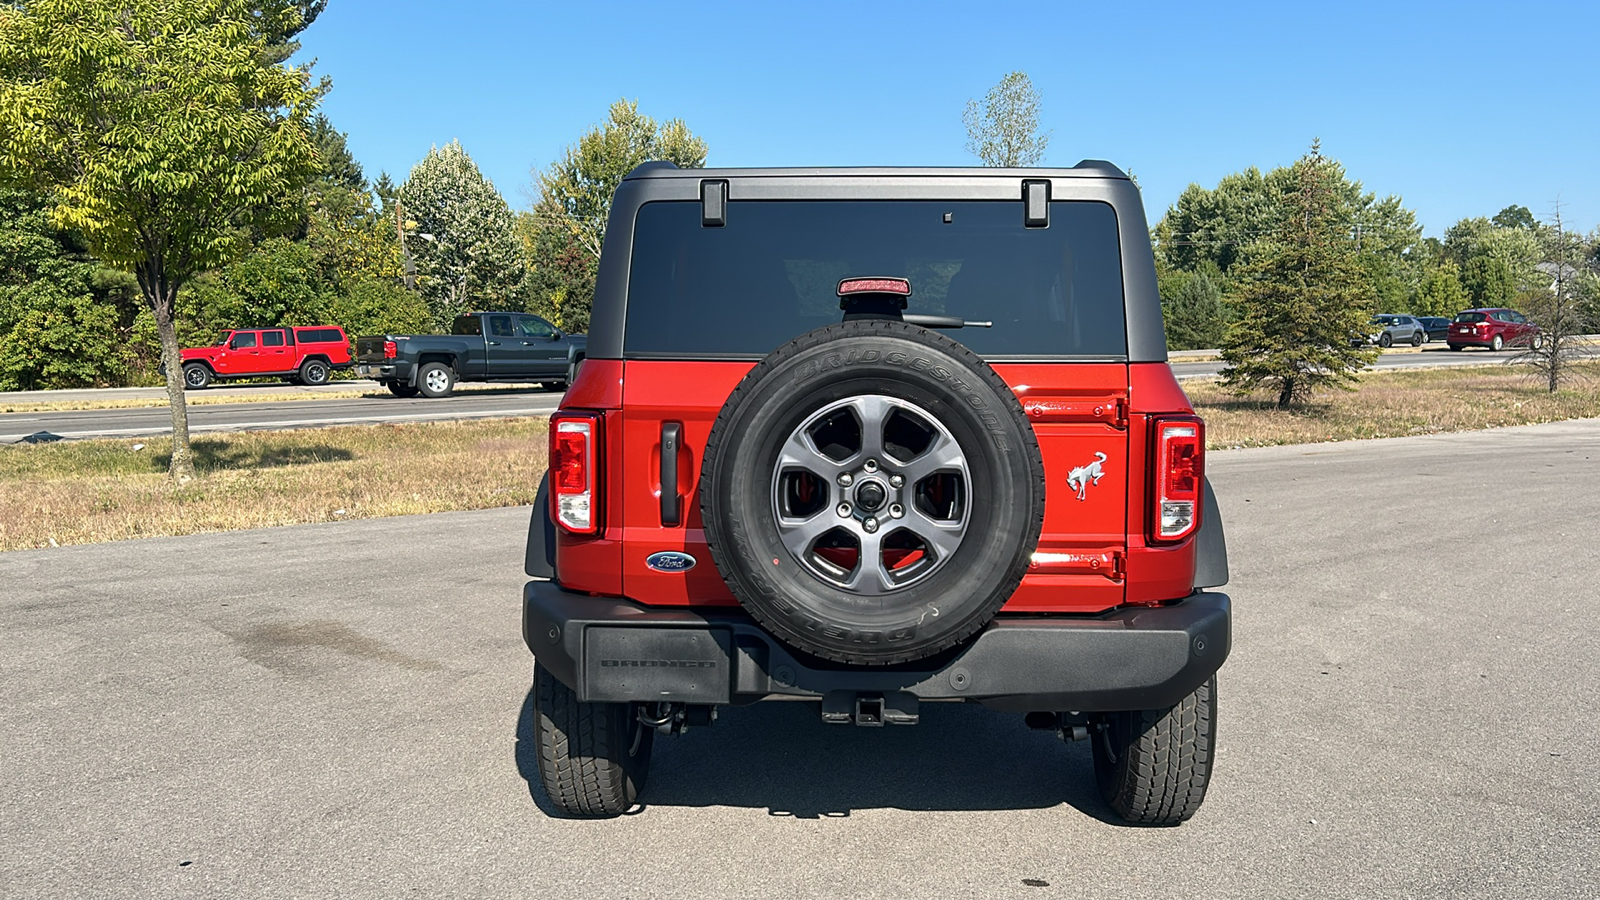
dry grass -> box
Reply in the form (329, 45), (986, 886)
(0, 417), (548, 551)
(1189, 361), (1600, 449)
(0, 389), (374, 413)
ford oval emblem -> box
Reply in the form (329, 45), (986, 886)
(645, 551), (696, 573)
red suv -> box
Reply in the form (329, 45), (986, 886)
(180, 326), (352, 389)
(523, 163), (1231, 825)
(1447, 308), (1542, 352)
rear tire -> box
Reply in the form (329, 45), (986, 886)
(1448, 343), (1463, 351)
(532, 663), (652, 818)
(182, 363), (212, 390)
(417, 361), (455, 398)
(298, 358), (330, 386)
(1093, 676), (1217, 826)
(1491, 334), (1504, 352)
(1411, 331), (1424, 347)
(385, 380), (420, 398)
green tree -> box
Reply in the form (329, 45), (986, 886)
(399, 141), (526, 329)
(962, 71), (1050, 167)
(1154, 160), (1422, 310)
(1152, 167), (1290, 275)
(0, 0), (322, 480)
(528, 100), (708, 330)
(1461, 255), (1516, 308)
(1219, 143), (1377, 409)
(1412, 260), (1469, 317)
(0, 188), (143, 389)
(1491, 204), (1537, 231)
(1443, 216), (1541, 305)
(1158, 266), (1229, 350)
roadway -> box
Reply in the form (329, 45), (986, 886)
(0, 346), (1544, 442)
(1169, 343), (1535, 379)
(3, 419), (1596, 898)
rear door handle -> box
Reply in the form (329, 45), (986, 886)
(661, 422), (682, 526)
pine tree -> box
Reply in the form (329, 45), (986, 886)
(1220, 142), (1377, 409)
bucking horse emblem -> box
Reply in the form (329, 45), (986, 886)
(1066, 452), (1108, 501)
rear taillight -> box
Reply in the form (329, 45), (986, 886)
(1151, 416), (1203, 543)
(383, 340), (397, 359)
(551, 414), (601, 534)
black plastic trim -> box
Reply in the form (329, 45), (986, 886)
(1195, 477), (1229, 589)
(660, 422), (682, 526)
(523, 584), (1230, 712)
(524, 473), (555, 579)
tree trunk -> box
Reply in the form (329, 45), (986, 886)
(1276, 378), (1296, 410)
(143, 274), (197, 483)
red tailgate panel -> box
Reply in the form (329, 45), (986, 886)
(617, 360), (752, 607)
(996, 364), (1130, 614)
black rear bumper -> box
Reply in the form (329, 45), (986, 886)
(522, 582), (1230, 713)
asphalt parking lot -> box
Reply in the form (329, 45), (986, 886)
(3, 419), (1597, 899)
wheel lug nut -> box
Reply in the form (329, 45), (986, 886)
(838, 472), (853, 487)
(889, 474), (904, 488)
(889, 504), (904, 519)
(863, 458), (879, 473)
(863, 517), (879, 533)
(837, 502), (852, 517)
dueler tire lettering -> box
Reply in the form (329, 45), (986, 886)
(699, 319), (1046, 666)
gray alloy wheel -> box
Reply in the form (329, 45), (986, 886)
(298, 358), (330, 386)
(417, 361), (455, 398)
(1491, 334), (1504, 352)
(183, 363), (212, 390)
(1532, 334), (1545, 351)
(771, 394), (971, 595)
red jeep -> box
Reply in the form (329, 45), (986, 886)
(180, 326), (353, 389)
(523, 163), (1231, 825)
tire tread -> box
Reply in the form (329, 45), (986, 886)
(533, 663), (649, 818)
(1096, 677), (1217, 826)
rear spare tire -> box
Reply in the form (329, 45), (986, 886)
(699, 320), (1045, 665)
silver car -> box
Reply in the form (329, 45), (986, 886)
(1361, 314), (1427, 348)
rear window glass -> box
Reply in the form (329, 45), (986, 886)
(452, 316), (483, 336)
(1454, 313), (1487, 324)
(623, 200), (1127, 359)
(262, 330), (284, 347)
(295, 328), (344, 344)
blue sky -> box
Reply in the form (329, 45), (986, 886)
(301, 0), (1599, 236)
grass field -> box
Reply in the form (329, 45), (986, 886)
(2, 362), (1597, 551)
(1189, 361), (1600, 448)
(0, 418), (548, 551)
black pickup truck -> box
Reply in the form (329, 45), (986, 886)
(355, 311), (586, 397)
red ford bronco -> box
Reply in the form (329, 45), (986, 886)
(522, 162), (1231, 825)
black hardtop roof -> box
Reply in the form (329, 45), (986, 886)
(623, 160), (1129, 181)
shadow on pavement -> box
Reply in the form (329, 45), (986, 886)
(513, 685), (1119, 822)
